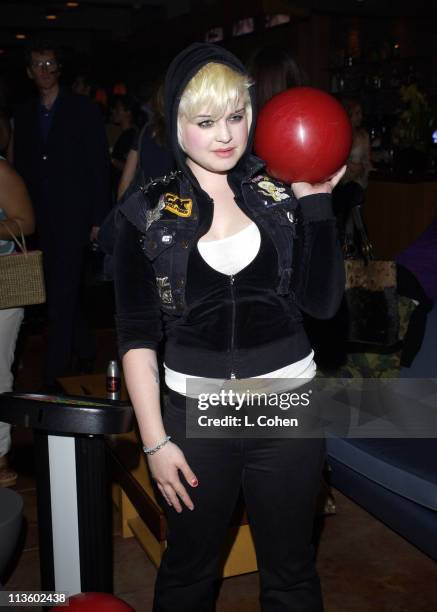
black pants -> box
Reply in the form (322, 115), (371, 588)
(153, 391), (325, 612)
(41, 235), (95, 385)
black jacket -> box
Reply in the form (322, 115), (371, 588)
(114, 156), (344, 377)
(14, 90), (110, 245)
(112, 43), (345, 378)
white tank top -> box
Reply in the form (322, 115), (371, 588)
(197, 221), (261, 275)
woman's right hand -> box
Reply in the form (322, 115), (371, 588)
(147, 441), (198, 513)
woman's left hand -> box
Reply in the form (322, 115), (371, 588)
(291, 165), (346, 199)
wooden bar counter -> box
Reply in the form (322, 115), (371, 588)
(364, 172), (437, 259)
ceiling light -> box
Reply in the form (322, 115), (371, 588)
(46, 13), (57, 20)
(16, 33), (26, 40)
(66, 1), (79, 7)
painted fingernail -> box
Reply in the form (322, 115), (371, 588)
(191, 478), (198, 486)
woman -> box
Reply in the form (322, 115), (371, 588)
(113, 43), (345, 611)
(0, 156), (34, 487)
(341, 98), (372, 190)
(110, 94), (139, 193)
(116, 83), (174, 201)
(248, 44), (304, 110)
(0, 76), (11, 157)
(332, 98), (373, 257)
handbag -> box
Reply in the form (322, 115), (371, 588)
(0, 220), (46, 309)
(343, 205), (400, 349)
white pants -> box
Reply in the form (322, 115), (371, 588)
(0, 307), (24, 457)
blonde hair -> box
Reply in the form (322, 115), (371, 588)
(178, 62), (252, 129)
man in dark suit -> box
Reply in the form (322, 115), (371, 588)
(13, 40), (111, 389)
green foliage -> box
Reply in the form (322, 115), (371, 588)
(392, 84), (437, 153)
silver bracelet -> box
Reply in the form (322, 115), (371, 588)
(142, 435), (171, 455)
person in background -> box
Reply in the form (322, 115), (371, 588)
(332, 98), (373, 249)
(113, 42), (345, 611)
(248, 42), (339, 510)
(0, 156), (34, 487)
(12, 39), (111, 390)
(248, 44), (305, 110)
(0, 77), (11, 157)
(110, 94), (139, 195)
(311, 99), (373, 373)
(0, 113), (10, 157)
(341, 98), (372, 191)
(72, 71), (96, 99)
(117, 83), (174, 201)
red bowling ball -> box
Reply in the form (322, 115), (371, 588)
(254, 86), (353, 184)
(55, 592), (134, 611)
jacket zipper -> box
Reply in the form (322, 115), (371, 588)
(230, 274), (236, 379)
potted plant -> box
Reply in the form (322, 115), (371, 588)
(392, 84), (436, 173)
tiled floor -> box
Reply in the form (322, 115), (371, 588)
(3, 323), (437, 611)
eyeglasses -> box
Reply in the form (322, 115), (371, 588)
(31, 60), (58, 71)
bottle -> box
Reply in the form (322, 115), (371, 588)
(106, 360), (121, 400)
(330, 72), (338, 93)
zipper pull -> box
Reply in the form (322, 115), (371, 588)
(230, 372), (236, 380)
(230, 274), (235, 285)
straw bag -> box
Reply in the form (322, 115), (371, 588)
(0, 220), (46, 309)
(344, 206), (399, 348)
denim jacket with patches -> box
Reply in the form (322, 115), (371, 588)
(113, 155), (345, 378)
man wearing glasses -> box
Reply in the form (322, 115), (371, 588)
(12, 40), (111, 391)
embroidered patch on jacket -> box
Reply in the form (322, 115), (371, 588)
(256, 179), (289, 202)
(156, 276), (174, 305)
(162, 193), (193, 217)
(146, 198), (165, 230)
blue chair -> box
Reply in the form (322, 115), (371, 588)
(327, 303), (437, 559)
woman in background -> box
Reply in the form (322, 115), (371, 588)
(110, 94), (139, 194)
(249, 44), (339, 507)
(332, 98), (373, 250)
(341, 98), (372, 191)
(117, 83), (174, 201)
(248, 44), (305, 110)
(0, 156), (34, 487)
(0, 76), (12, 158)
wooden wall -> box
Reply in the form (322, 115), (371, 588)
(365, 178), (437, 259)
